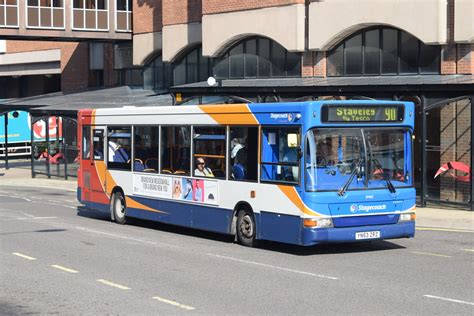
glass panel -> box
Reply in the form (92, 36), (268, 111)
(229, 127), (258, 181)
(213, 55), (229, 79)
(116, 11), (127, 30)
(327, 44), (343, 76)
(107, 126), (131, 171)
(425, 99), (471, 203)
(399, 32), (419, 74)
(0, 7), (4, 25)
(134, 126), (159, 173)
(364, 29), (380, 75)
(245, 39), (257, 78)
(6, 6), (17, 25)
(73, 0), (83, 9)
(199, 54), (210, 82)
(173, 58), (186, 86)
(52, 8), (64, 28)
(229, 43), (244, 78)
(365, 129), (412, 188)
(271, 42), (285, 77)
(261, 127), (300, 184)
(286, 52), (301, 77)
(155, 58), (163, 90)
(93, 129), (104, 160)
(97, 0), (106, 9)
(143, 60), (155, 90)
(85, 10), (95, 29)
(161, 126), (191, 175)
(117, 0), (127, 10)
(382, 29), (398, 74)
(73, 9), (84, 28)
(186, 49), (198, 84)
(27, 7), (39, 26)
(258, 38), (271, 77)
(420, 43), (440, 74)
(40, 8), (52, 27)
(28, 0), (39, 6)
(305, 128), (365, 191)
(345, 34), (362, 75)
(97, 10), (107, 29)
(82, 126), (91, 159)
(193, 127), (226, 178)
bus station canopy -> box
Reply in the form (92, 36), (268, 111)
(1, 86), (173, 117)
(171, 74), (474, 94)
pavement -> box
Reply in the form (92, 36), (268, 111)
(1, 159), (473, 232)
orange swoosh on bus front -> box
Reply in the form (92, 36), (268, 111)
(125, 196), (167, 214)
(199, 104), (258, 125)
(277, 185), (321, 217)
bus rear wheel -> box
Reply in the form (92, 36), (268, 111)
(236, 209), (256, 247)
(111, 191), (127, 225)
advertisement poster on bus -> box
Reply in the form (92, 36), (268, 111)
(133, 174), (218, 205)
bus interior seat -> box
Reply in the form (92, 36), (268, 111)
(232, 163), (246, 180)
(162, 169), (173, 174)
(134, 159), (145, 172)
(145, 158), (158, 170)
(174, 170), (188, 175)
(213, 169), (225, 178)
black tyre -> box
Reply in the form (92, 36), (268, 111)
(236, 209), (256, 247)
(111, 191), (127, 225)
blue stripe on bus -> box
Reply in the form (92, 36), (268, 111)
(126, 196), (234, 235)
(332, 214), (400, 227)
(256, 211), (302, 245)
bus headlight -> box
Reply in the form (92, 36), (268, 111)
(399, 213), (416, 222)
(303, 218), (333, 228)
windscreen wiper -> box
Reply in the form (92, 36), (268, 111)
(338, 159), (363, 196)
(372, 158), (396, 193)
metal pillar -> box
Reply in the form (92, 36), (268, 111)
(31, 117), (35, 178)
(471, 96), (474, 211)
(421, 95), (427, 207)
(3, 113), (8, 170)
(46, 117), (51, 179)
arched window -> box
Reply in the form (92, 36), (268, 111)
(173, 47), (212, 86)
(327, 27), (440, 76)
(214, 37), (301, 79)
(143, 55), (172, 91)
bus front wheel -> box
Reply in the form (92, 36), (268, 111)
(111, 191), (127, 225)
(236, 209), (256, 247)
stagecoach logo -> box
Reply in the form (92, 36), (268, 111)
(350, 204), (387, 213)
(270, 113), (289, 120)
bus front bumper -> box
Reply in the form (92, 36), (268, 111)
(301, 221), (415, 246)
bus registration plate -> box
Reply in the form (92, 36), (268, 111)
(355, 231), (380, 240)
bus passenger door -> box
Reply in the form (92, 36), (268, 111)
(80, 126), (92, 208)
(90, 127), (109, 208)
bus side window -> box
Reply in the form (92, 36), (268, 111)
(229, 127), (258, 181)
(161, 126), (191, 175)
(260, 127), (300, 184)
(193, 126), (226, 179)
(107, 126), (131, 171)
(134, 126), (159, 173)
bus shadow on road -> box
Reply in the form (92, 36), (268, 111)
(256, 240), (406, 256)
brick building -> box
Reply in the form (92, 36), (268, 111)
(1, 0), (473, 208)
(0, 0), (134, 98)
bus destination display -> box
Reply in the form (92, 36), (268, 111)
(322, 105), (404, 123)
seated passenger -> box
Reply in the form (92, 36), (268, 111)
(194, 158), (214, 177)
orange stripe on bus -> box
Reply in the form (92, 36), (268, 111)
(199, 104), (258, 125)
(125, 196), (167, 214)
(278, 185), (321, 217)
